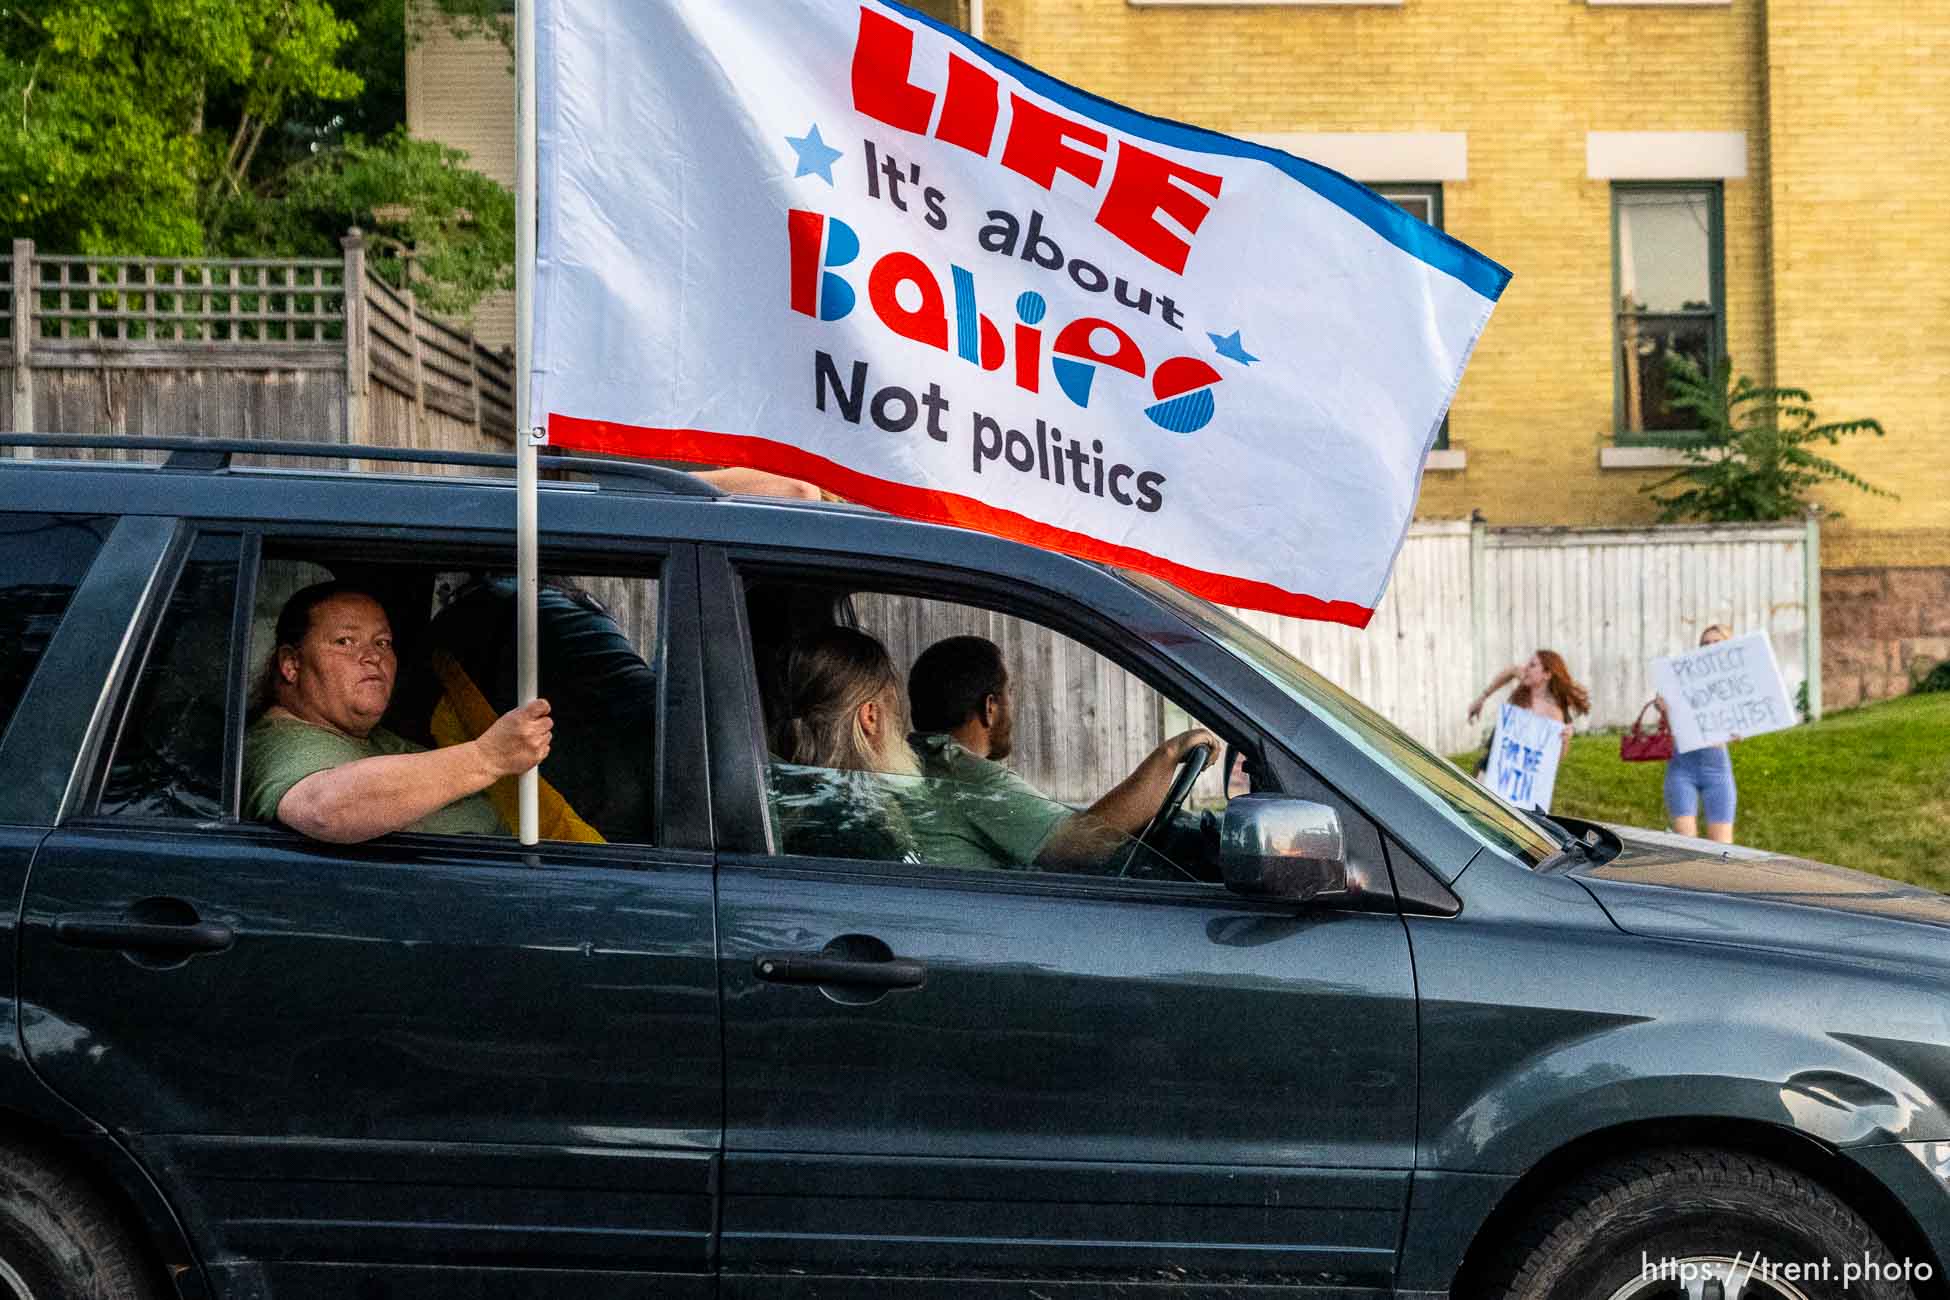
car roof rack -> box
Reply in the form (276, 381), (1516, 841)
(0, 433), (725, 498)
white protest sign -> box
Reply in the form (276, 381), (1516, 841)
(531, 0), (1509, 624)
(1486, 703), (1564, 812)
(1652, 632), (1796, 753)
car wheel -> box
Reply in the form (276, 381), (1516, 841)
(0, 1141), (157, 1300)
(1488, 1149), (1916, 1300)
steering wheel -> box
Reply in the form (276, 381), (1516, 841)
(1117, 743), (1212, 877)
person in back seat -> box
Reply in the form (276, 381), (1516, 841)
(243, 582), (551, 842)
(420, 576), (657, 843)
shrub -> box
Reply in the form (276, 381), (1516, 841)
(1913, 661), (1950, 695)
(1643, 354), (1890, 523)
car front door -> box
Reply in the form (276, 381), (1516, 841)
(704, 549), (1419, 1296)
(17, 529), (722, 1299)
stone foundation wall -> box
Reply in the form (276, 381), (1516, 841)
(1822, 567), (1950, 708)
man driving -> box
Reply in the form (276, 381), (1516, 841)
(243, 582), (552, 843)
(905, 635), (1219, 870)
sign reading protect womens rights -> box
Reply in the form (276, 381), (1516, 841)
(1652, 632), (1796, 753)
(1486, 704), (1564, 813)
(530, 1), (1509, 624)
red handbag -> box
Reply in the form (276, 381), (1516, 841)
(1620, 700), (1675, 762)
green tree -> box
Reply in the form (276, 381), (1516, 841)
(1642, 353), (1891, 522)
(1, 0), (514, 313)
(275, 0), (412, 160)
(214, 129), (512, 316)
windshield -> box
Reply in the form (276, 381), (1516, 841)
(1132, 575), (1561, 867)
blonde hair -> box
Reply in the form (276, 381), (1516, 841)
(1700, 623), (1733, 645)
(775, 627), (918, 775)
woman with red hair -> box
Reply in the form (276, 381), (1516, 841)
(1468, 650), (1592, 764)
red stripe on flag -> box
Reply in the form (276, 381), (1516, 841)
(786, 210), (823, 319)
(546, 414), (1377, 628)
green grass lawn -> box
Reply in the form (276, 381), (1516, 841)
(1462, 692), (1950, 892)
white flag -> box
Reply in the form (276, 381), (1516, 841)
(533, 0), (1509, 624)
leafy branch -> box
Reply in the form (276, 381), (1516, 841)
(1642, 353), (1892, 523)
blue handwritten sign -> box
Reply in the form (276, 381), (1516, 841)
(1486, 703), (1564, 812)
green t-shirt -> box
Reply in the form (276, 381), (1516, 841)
(243, 715), (503, 837)
(903, 733), (1069, 869)
(769, 762), (919, 862)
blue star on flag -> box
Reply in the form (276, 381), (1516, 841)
(1209, 330), (1260, 366)
(786, 124), (844, 186)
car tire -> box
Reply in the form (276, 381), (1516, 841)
(1488, 1148), (1916, 1300)
(0, 1140), (157, 1300)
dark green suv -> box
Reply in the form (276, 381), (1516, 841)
(0, 436), (1943, 1300)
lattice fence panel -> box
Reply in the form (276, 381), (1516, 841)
(32, 255), (347, 343)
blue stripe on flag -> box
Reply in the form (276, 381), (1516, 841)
(951, 265), (979, 363)
(875, 0), (1512, 303)
(1147, 387), (1214, 434)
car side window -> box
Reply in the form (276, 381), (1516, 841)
(102, 546), (663, 846)
(0, 514), (110, 750)
(754, 581), (1245, 884)
(99, 535), (241, 821)
(305, 560), (661, 845)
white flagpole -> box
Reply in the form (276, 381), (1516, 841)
(514, 0), (540, 845)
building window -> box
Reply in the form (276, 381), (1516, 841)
(1378, 185), (1450, 451)
(1379, 183), (1442, 230)
(905, 0), (971, 29)
(1613, 183), (1723, 441)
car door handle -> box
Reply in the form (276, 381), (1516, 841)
(752, 952), (926, 989)
(52, 916), (236, 954)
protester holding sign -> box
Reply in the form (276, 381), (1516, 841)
(1466, 650), (1590, 771)
(1654, 625), (1739, 842)
(1649, 623), (1796, 844)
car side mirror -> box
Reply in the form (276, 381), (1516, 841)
(1219, 795), (1349, 903)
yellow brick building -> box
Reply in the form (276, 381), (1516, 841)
(406, 0), (1948, 701)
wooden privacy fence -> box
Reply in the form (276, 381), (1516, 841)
(1238, 516), (1821, 758)
(861, 517), (1821, 802)
(350, 243), (516, 462)
(3, 236), (513, 457)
